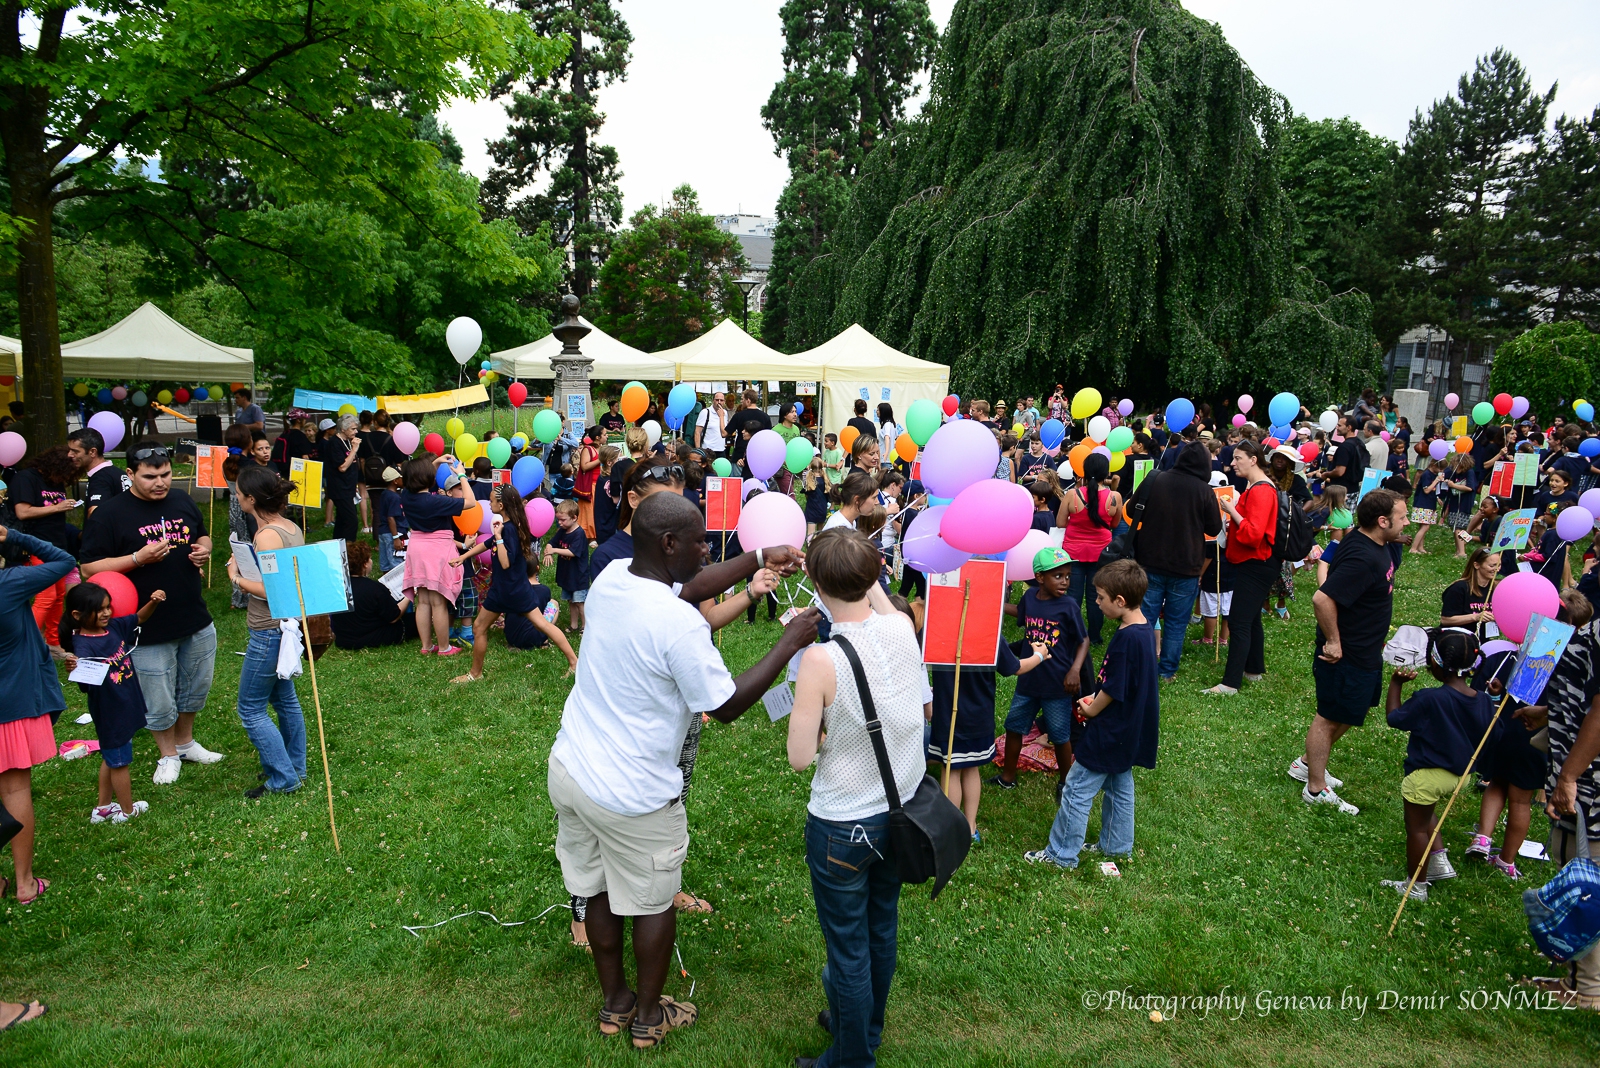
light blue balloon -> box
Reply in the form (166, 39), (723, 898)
(510, 434), (527, 451)
(1272, 425), (1292, 441)
(131, 390), (148, 407)
(435, 465), (453, 489)
(1039, 418), (1066, 450)
(1267, 392), (1299, 427)
(511, 455), (545, 495)
(667, 383), (696, 417)
(1165, 398), (1195, 431)
(794, 401), (804, 415)
(1578, 402), (1596, 423)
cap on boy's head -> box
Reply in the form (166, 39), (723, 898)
(318, 418), (335, 431)
(440, 471), (462, 492)
(1209, 471), (1229, 488)
(381, 466), (401, 483)
(1033, 547), (1073, 575)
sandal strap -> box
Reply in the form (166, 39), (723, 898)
(598, 1001), (637, 1035)
(659, 996), (698, 1028)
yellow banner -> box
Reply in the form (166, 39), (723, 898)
(288, 457), (324, 511)
(1450, 415), (1468, 438)
(377, 385), (489, 414)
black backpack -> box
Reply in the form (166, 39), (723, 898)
(1262, 483), (1317, 562)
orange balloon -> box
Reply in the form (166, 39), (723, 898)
(1454, 436), (1473, 453)
(454, 503), (483, 536)
(840, 426), (860, 453)
(620, 385), (650, 423)
(1067, 440), (1094, 478)
(895, 432), (918, 463)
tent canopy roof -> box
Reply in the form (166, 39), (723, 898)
(490, 318), (675, 381)
(58, 302), (253, 381)
(795, 323), (950, 384)
(660, 318), (805, 381)
(0, 334), (18, 377)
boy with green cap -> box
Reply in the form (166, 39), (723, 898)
(992, 546), (1092, 800)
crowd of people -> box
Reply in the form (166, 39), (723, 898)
(2, 379), (1600, 1047)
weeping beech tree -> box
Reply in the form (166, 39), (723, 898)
(779, 0), (1380, 401)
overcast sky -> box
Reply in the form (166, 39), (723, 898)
(439, 0), (1600, 220)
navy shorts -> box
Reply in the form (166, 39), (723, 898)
(1005, 692), (1081, 746)
(1313, 657), (1383, 727)
(101, 741), (134, 769)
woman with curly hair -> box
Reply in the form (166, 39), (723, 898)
(9, 443), (83, 647)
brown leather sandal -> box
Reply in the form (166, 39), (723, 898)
(597, 995), (637, 1036)
(630, 996), (698, 1049)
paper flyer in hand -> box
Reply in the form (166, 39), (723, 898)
(922, 559), (1005, 667)
(194, 444), (228, 490)
(229, 533), (262, 583)
(257, 541), (354, 620)
(1205, 486), (1235, 542)
(1132, 459), (1154, 492)
(1357, 466), (1383, 504)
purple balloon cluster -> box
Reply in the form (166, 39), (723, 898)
(902, 420), (1035, 574)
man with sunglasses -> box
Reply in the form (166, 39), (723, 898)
(80, 441), (224, 785)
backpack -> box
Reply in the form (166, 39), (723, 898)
(1523, 811), (1600, 963)
(1270, 485), (1317, 562)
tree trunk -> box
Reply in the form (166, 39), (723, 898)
(0, 104), (66, 449)
(1448, 337), (1468, 401)
(570, 12), (592, 298)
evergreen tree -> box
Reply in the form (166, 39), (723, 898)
(760, 0), (937, 349)
(1512, 106), (1600, 328)
(592, 185), (747, 351)
(779, 0), (1378, 402)
(1395, 48), (1553, 398)
(482, 0), (632, 298)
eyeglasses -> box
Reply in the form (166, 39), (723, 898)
(642, 464), (686, 485)
(129, 444), (171, 463)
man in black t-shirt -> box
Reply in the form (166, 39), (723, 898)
(80, 440), (223, 786)
(723, 389), (771, 469)
(68, 426), (130, 518)
(1293, 488), (1407, 815)
(1327, 415), (1366, 494)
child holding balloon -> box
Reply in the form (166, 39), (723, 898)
(544, 499), (590, 632)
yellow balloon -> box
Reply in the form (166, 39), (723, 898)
(1108, 450), (1126, 473)
(72, 382), (89, 397)
(455, 433), (478, 458)
(1070, 387), (1102, 421)
(1012, 423), (1025, 436)
(445, 417), (465, 440)
(338, 403), (357, 417)
(157, 389), (173, 405)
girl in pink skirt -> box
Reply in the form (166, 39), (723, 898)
(398, 458), (476, 656)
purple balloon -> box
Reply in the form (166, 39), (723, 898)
(1480, 639), (1518, 660)
(1117, 398), (1134, 417)
(745, 429), (787, 481)
(1555, 505), (1596, 544)
(743, 478), (764, 501)
(920, 419), (1000, 498)
(902, 505), (972, 575)
(1427, 438), (1451, 462)
(87, 410), (124, 453)
(1581, 489), (1600, 516)
(1510, 396), (1530, 420)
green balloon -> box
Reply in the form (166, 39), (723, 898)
(905, 398), (942, 445)
(712, 457), (733, 478)
(1471, 401), (1495, 427)
(1106, 425), (1134, 453)
(486, 437), (513, 468)
(785, 436), (815, 474)
(532, 408), (562, 444)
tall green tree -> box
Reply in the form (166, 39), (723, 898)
(592, 185), (747, 351)
(1395, 47), (1554, 399)
(1488, 321), (1598, 423)
(0, 1), (565, 446)
(482, 0), (632, 298)
(1512, 106), (1600, 328)
(760, 0), (937, 350)
(779, 0), (1378, 402)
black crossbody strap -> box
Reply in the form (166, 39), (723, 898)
(831, 634), (904, 813)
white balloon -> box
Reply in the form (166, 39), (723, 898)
(1318, 410), (1338, 433)
(642, 419), (662, 447)
(1087, 415), (1111, 443)
(446, 316), (483, 366)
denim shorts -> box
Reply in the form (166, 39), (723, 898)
(101, 741), (134, 769)
(1005, 692), (1079, 745)
(565, 588), (588, 604)
(128, 624), (218, 732)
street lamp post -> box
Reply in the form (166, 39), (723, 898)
(734, 277), (759, 333)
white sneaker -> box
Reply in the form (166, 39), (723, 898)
(110, 800), (149, 825)
(1287, 756), (1342, 790)
(175, 740), (225, 764)
(153, 756), (182, 785)
(1380, 878), (1428, 902)
(1302, 785), (1358, 814)
(90, 803), (122, 824)
(1426, 849), (1457, 881)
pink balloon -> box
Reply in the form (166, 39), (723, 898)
(1004, 529), (1058, 581)
(1491, 571), (1561, 643)
(1237, 394), (1254, 415)
(476, 549), (492, 567)
(87, 410), (124, 452)
(920, 419), (1000, 499)
(392, 421), (420, 455)
(943, 479), (1034, 554)
(111, 385), (128, 401)
(1554, 505), (1595, 544)
(737, 488), (805, 552)
(1231, 414), (1246, 427)
(902, 505), (972, 575)
(1117, 399), (1134, 417)
(0, 430), (25, 467)
(1379, 431), (1391, 442)
(525, 497), (554, 538)
(745, 429), (788, 481)
(1444, 392), (1460, 411)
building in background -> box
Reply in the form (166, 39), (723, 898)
(1383, 325), (1497, 422)
(714, 214), (774, 311)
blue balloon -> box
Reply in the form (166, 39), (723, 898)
(1039, 418), (1066, 450)
(794, 401), (803, 415)
(510, 434), (527, 451)
(1578, 402), (1596, 423)
(1267, 392), (1300, 427)
(511, 455), (545, 496)
(1582, 438), (1600, 458)
(665, 410), (684, 431)
(194, 386), (209, 401)
(435, 465), (452, 489)
(667, 383), (696, 417)
(1271, 425), (1292, 441)
(1165, 398), (1195, 432)
(96, 388), (113, 404)
(480, 360), (492, 371)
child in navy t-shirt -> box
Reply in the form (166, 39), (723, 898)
(544, 499), (590, 631)
(1027, 559), (1158, 870)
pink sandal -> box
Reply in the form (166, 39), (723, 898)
(419, 646), (437, 656)
(17, 876), (49, 906)
(436, 646), (462, 657)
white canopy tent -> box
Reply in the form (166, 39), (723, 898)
(661, 318), (809, 382)
(0, 334), (19, 377)
(58, 301), (253, 383)
(489, 317), (675, 381)
(795, 324), (950, 437)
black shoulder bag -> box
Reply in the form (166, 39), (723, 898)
(1098, 476), (1150, 565)
(831, 635), (970, 899)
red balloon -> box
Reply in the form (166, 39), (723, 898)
(423, 432), (445, 456)
(174, 388), (191, 404)
(0, 375), (13, 386)
(1298, 442), (1320, 463)
(941, 394), (959, 417)
(1263, 436), (1280, 449)
(1492, 392), (1513, 416)
(507, 382), (528, 408)
(88, 571), (139, 617)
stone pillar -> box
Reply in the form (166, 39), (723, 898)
(1395, 388), (1430, 432)
(548, 293), (594, 436)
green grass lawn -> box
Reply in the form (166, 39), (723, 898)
(3, 517), (1598, 1066)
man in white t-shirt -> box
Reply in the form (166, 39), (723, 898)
(548, 491), (818, 1047)
(694, 392), (727, 457)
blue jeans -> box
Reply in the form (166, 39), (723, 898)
(236, 627), (307, 792)
(378, 532), (401, 574)
(1005, 692), (1077, 745)
(805, 812), (902, 1068)
(1141, 570), (1199, 679)
(1044, 762), (1136, 868)
(1067, 562), (1103, 643)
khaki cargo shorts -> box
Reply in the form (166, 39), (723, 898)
(548, 756), (688, 916)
